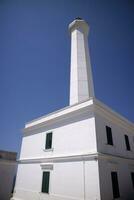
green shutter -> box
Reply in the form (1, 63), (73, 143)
(45, 132), (52, 149)
(111, 172), (120, 198)
(124, 135), (131, 151)
(106, 126), (113, 145)
(42, 171), (50, 193)
(131, 172), (134, 189)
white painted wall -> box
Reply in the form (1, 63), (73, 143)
(13, 104), (134, 200)
(20, 114), (97, 159)
(84, 160), (100, 200)
(95, 112), (134, 199)
(98, 158), (134, 200)
(51, 162), (84, 199)
(13, 113), (98, 200)
(0, 160), (17, 200)
(14, 160), (100, 200)
(13, 163), (42, 200)
(95, 113), (134, 159)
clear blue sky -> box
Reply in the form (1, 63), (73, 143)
(0, 0), (134, 154)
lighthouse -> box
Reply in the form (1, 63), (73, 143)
(12, 19), (134, 200)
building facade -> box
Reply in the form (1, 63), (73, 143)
(12, 19), (134, 200)
(0, 150), (17, 200)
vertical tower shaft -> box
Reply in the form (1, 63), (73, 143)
(69, 18), (94, 105)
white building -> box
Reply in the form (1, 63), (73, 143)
(12, 18), (134, 200)
(0, 150), (17, 200)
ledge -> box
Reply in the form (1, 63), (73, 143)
(18, 151), (134, 164)
(23, 97), (134, 135)
(43, 148), (54, 152)
(24, 98), (94, 130)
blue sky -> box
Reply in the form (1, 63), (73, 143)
(0, 0), (134, 154)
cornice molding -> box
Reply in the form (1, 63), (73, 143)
(23, 99), (94, 135)
(18, 152), (134, 164)
(93, 98), (134, 132)
(26, 98), (93, 128)
(19, 152), (98, 164)
(22, 97), (134, 135)
(98, 152), (134, 163)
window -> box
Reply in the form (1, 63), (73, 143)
(106, 126), (113, 145)
(124, 135), (131, 151)
(111, 172), (120, 199)
(131, 172), (134, 189)
(41, 171), (50, 193)
(45, 132), (52, 149)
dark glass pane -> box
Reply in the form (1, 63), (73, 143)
(106, 126), (113, 145)
(45, 132), (52, 149)
(111, 172), (120, 198)
(125, 135), (131, 151)
(42, 171), (50, 193)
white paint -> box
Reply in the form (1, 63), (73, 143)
(95, 112), (134, 159)
(20, 114), (97, 160)
(98, 157), (134, 200)
(69, 19), (94, 105)
(12, 98), (134, 200)
(13, 161), (100, 200)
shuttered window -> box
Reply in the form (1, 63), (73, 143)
(45, 132), (52, 149)
(131, 172), (134, 189)
(41, 171), (50, 193)
(124, 135), (131, 151)
(111, 172), (120, 198)
(106, 126), (113, 145)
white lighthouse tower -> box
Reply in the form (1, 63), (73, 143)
(12, 18), (134, 200)
(69, 18), (94, 105)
